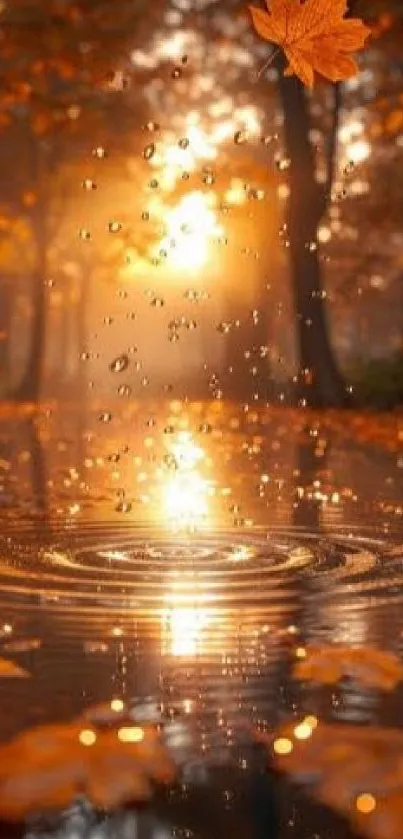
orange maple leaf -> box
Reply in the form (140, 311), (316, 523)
(249, 0), (371, 87)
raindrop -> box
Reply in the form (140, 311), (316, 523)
(108, 453), (120, 463)
(179, 138), (189, 149)
(234, 130), (247, 145)
(181, 55), (188, 65)
(149, 178), (159, 189)
(110, 354), (130, 374)
(202, 168), (215, 185)
(344, 160), (355, 176)
(199, 423), (212, 434)
(99, 412), (112, 423)
(171, 67), (182, 79)
(108, 220), (122, 233)
(182, 172), (190, 180)
(144, 121), (160, 132)
(79, 228), (91, 241)
(141, 376), (149, 387)
(82, 178), (96, 190)
(151, 297), (164, 307)
(103, 316), (114, 325)
(276, 156), (291, 171)
(217, 321), (232, 334)
(115, 500), (132, 513)
(142, 211), (150, 221)
(143, 143), (156, 160)
(92, 146), (107, 158)
(117, 384), (132, 397)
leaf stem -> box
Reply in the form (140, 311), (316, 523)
(256, 47), (280, 80)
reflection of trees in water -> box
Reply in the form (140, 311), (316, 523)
(293, 430), (330, 531)
(24, 418), (48, 520)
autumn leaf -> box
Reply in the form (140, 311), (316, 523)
(0, 708), (175, 820)
(256, 721), (403, 839)
(293, 643), (403, 691)
(248, 0), (371, 87)
(0, 656), (29, 678)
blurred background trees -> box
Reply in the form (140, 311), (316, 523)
(0, 0), (402, 407)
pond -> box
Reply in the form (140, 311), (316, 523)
(0, 401), (401, 838)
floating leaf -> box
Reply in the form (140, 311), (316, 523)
(0, 656), (29, 678)
(256, 721), (403, 839)
(293, 643), (403, 691)
(0, 708), (175, 820)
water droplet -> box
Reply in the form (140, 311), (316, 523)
(179, 138), (189, 149)
(344, 160), (355, 175)
(143, 143), (156, 160)
(108, 221), (122, 233)
(149, 178), (159, 189)
(234, 130), (247, 145)
(182, 171), (190, 180)
(144, 121), (160, 132)
(151, 297), (164, 308)
(171, 66), (182, 79)
(92, 146), (106, 158)
(202, 168), (215, 185)
(99, 412), (112, 423)
(117, 384), (132, 397)
(275, 156), (291, 171)
(115, 500), (132, 513)
(142, 211), (150, 221)
(82, 178), (96, 190)
(141, 376), (149, 387)
(79, 228), (91, 241)
(110, 354), (130, 374)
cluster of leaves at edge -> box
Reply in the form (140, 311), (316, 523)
(248, 0), (371, 87)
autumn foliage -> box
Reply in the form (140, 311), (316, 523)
(257, 720), (403, 839)
(249, 0), (371, 86)
(0, 704), (175, 821)
(0, 656), (29, 678)
(294, 643), (403, 691)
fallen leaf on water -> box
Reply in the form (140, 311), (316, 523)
(293, 643), (403, 691)
(0, 709), (175, 821)
(248, 0), (371, 86)
(0, 657), (29, 678)
(256, 721), (403, 839)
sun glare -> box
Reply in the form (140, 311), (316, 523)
(159, 191), (223, 272)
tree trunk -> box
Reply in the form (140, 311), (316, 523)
(12, 218), (47, 403)
(278, 74), (350, 408)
